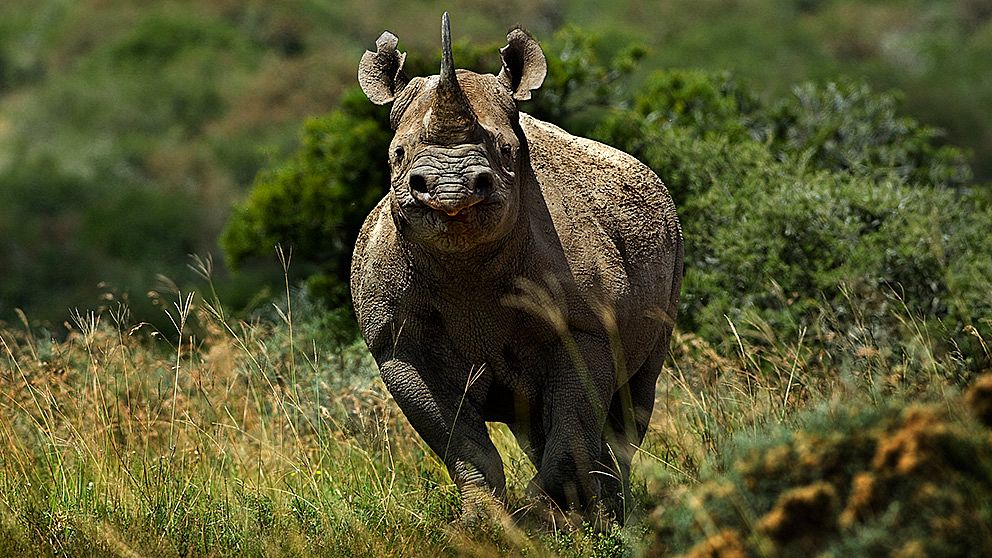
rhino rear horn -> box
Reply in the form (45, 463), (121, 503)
(359, 31), (408, 105)
(499, 28), (546, 101)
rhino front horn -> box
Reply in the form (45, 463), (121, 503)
(425, 12), (478, 144)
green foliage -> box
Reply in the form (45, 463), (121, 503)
(106, 14), (242, 70)
(0, 158), (202, 321)
(562, 0), (992, 180)
(593, 69), (992, 367)
(766, 81), (972, 187)
(527, 26), (647, 133)
(0, 3), (276, 327)
(646, 396), (992, 557)
(221, 89), (392, 313)
(622, 69), (762, 143)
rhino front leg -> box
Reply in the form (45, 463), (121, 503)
(534, 333), (616, 516)
(378, 358), (506, 519)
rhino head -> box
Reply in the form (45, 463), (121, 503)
(358, 13), (546, 253)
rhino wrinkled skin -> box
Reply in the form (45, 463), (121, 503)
(351, 14), (683, 522)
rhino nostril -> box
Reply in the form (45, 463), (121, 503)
(473, 172), (493, 197)
(410, 174), (429, 197)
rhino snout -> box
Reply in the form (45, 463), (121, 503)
(409, 167), (494, 216)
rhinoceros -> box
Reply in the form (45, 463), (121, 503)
(351, 13), (683, 522)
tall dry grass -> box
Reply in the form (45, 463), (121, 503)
(0, 262), (985, 556)
(0, 261), (639, 556)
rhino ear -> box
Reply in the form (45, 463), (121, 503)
(359, 31), (408, 105)
(499, 28), (546, 101)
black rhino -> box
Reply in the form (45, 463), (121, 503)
(351, 13), (683, 522)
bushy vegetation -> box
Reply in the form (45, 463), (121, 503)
(220, 90), (393, 308)
(592, 70), (992, 368)
(646, 389), (992, 557)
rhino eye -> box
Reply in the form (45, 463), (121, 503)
(500, 144), (513, 159)
(393, 146), (406, 162)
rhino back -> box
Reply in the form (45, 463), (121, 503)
(518, 113), (683, 336)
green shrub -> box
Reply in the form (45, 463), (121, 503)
(106, 14), (241, 70)
(220, 89), (392, 308)
(526, 26), (647, 134)
(594, 69), (992, 368)
(765, 81), (972, 188)
(0, 158), (203, 325)
(645, 389), (992, 557)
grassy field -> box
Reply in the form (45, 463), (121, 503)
(2, 262), (988, 557)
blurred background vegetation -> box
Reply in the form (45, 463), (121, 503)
(1, 0), (990, 362)
(4, 0), (988, 371)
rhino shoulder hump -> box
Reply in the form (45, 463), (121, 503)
(351, 197), (417, 352)
(518, 112), (681, 249)
(520, 113), (650, 173)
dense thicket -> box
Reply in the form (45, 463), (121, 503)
(224, 29), (992, 369)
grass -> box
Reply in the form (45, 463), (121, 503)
(0, 264), (986, 556)
(0, 268), (633, 556)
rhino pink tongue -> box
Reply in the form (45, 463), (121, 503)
(425, 12), (478, 144)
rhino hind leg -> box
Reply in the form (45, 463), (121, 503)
(523, 332), (622, 518)
(532, 434), (603, 514)
(598, 338), (670, 522)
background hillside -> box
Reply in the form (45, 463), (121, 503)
(2, 0), (991, 328)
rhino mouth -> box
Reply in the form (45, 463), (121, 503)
(411, 189), (487, 217)
(437, 208), (477, 222)
(425, 199), (496, 225)
(395, 193), (505, 245)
